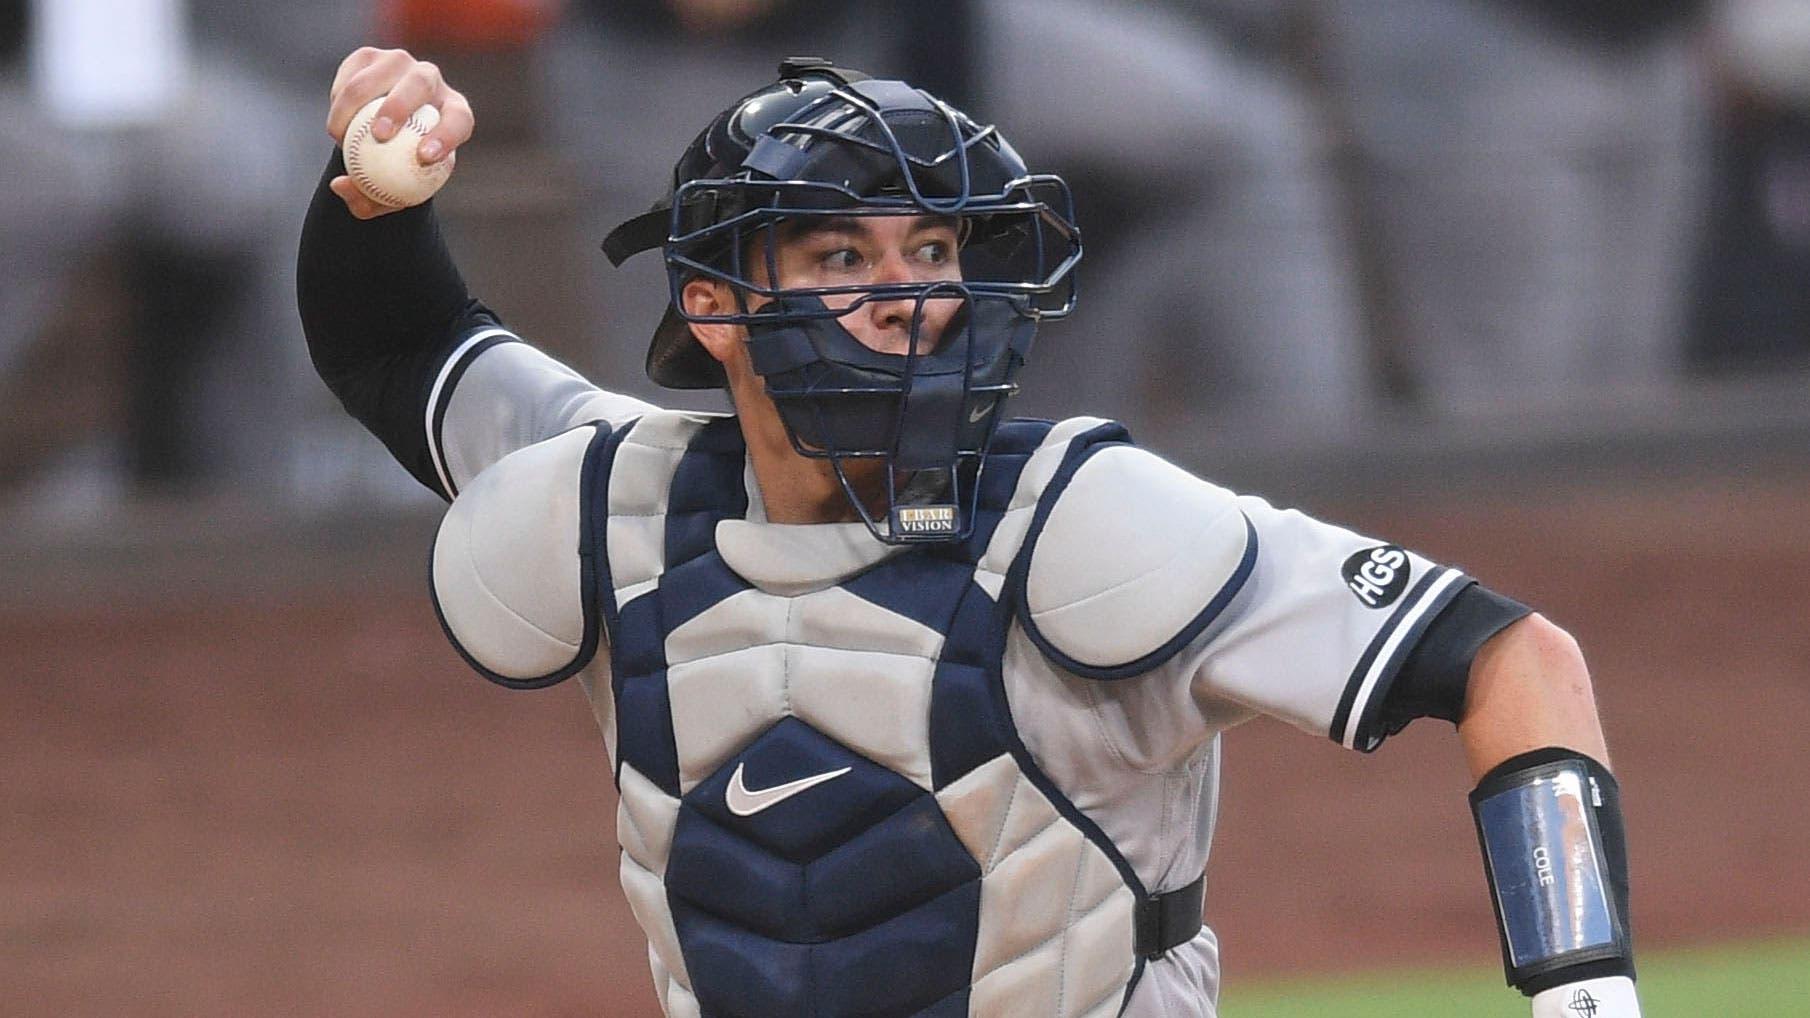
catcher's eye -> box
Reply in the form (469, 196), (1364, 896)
(820, 248), (864, 272)
(914, 240), (952, 265)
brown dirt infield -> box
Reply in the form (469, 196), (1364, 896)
(4, 473), (1808, 1015)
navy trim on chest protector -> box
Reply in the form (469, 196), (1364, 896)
(596, 416), (1054, 798)
(592, 414), (1194, 1015)
(598, 417), (750, 797)
(670, 717), (984, 1015)
(1004, 422), (1258, 682)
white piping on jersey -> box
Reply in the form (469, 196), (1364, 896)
(425, 327), (516, 498)
(1339, 567), (1469, 750)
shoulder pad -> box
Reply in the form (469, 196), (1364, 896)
(1020, 445), (1256, 679)
(431, 424), (604, 688)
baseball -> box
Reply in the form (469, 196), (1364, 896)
(342, 96), (454, 208)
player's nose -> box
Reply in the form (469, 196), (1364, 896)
(863, 251), (925, 352)
(868, 296), (958, 357)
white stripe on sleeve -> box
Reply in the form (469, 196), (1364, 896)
(1338, 567), (1470, 750)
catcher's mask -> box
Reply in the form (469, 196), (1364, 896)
(603, 57), (1083, 545)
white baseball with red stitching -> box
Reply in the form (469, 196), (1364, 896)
(1531, 976), (1641, 1018)
(342, 96), (454, 208)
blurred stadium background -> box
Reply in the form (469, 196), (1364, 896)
(2, 0), (1806, 1014)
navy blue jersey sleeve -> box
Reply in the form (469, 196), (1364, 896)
(1373, 582), (1531, 737)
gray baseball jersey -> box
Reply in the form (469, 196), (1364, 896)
(425, 325), (1472, 1017)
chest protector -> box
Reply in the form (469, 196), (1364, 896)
(587, 411), (1178, 1018)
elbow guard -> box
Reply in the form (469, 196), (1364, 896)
(1470, 747), (1635, 997)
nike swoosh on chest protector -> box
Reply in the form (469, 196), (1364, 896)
(725, 762), (854, 817)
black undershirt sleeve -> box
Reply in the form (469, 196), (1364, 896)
(296, 149), (503, 497)
(1377, 582), (1532, 738)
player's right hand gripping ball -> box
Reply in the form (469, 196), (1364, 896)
(342, 96), (454, 208)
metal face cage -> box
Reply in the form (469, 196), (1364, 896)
(661, 79), (1083, 544)
(596, 67), (1084, 543)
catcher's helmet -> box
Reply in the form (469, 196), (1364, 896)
(602, 57), (1082, 543)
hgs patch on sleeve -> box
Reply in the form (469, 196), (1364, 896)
(1342, 545), (1410, 609)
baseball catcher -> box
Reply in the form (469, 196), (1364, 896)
(299, 49), (1640, 1018)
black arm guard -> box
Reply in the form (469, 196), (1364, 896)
(296, 150), (502, 496)
(1471, 747), (1635, 996)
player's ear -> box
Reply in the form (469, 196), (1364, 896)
(682, 277), (743, 364)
